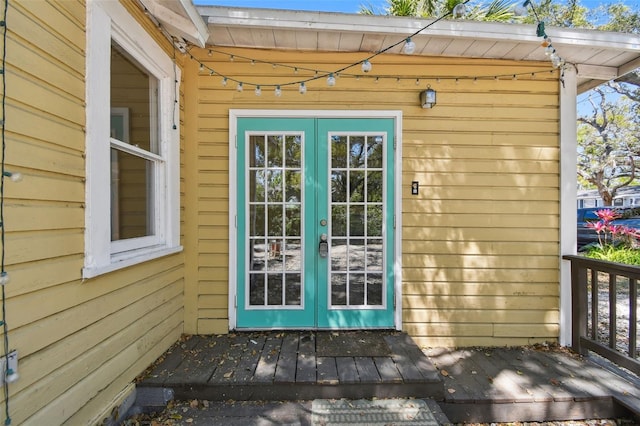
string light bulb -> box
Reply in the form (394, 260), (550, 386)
(274, 86), (282, 97)
(5, 369), (18, 384)
(514, 3), (528, 16)
(222, 77), (228, 86)
(403, 37), (416, 55)
(299, 82), (307, 94)
(453, 3), (466, 18)
(0, 272), (8, 286)
(551, 54), (564, 68)
(327, 73), (336, 86)
(236, 82), (243, 92)
(2, 171), (22, 182)
(255, 85), (261, 96)
(361, 60), (372, 73)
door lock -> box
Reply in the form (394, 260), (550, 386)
(319, 233), (328, 258)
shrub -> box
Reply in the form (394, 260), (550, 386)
(583, 208), (640, 265)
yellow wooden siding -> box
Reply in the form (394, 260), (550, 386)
(184, 46), (560, 345)
(3, 1), (185, 424)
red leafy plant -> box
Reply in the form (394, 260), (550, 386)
(587, 209), (640, 248)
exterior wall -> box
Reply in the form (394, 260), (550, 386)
(184, 47), (560, 346)
(4, 1), (184, 424)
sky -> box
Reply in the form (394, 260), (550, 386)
(193, 0), (385, 13)
(193, 0), (629, 13)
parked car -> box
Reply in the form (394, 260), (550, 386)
(577, 207), (640, 250)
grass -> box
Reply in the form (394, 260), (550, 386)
(583, 245), (640, 265)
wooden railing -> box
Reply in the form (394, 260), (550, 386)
(564, 255), (639, 376)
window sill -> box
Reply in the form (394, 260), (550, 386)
(82, 245), (183, 279)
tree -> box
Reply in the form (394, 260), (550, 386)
(577, 88), (640, 205)
(360, 0), (519, 21)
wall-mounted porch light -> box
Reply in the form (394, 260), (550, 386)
(420, 86), (436, 108)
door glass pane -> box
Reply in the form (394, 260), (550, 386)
(367, 135), (383, 168)
(332, 136), (347, 168)
(331, 205), (347, 236)
(349, 171), (365, 202)
(285, 135), (301, 168)
(367, 239), (383, 271)
(349, 239), (365, 271)
(247, 133), (303, 308)
(350, 136), (366, 168)
(285, 273), (301, 305)
(267, 274), (283, 305)
(331, 171), (347, 202)
(268, 135), (283, 167)
(249, 275), (265, 305)
(349, 205), (365, 236)
(331, 274), (347, 305)
(349, 274), (365, 305)
(329, 133), (386, 309)
(331, 239), (347, 271)
(367, 274), (383, 306)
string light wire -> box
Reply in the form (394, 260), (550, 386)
(190, 0), (481, 92)
(185, 0), (564, 94)
(0, 0), (11, 422)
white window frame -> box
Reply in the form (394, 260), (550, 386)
(84, 0), (181, 279)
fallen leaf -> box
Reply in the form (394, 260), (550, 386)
(186, 419), (194, 424)
(549, 378), (560, 386)
(516, 370), (523, 375)
(487, 376), (494, 383)
(441, 369), (449, 377)
(190, 399), (199, 408)
(224, 371), (233, 378)
(447, 388), (456, 394)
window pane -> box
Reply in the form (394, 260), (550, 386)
(111, 42), (156, 154)
(111, 148), (153, 241)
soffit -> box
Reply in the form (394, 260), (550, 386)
(139, 0), (209, 47)
(197, 5), (640, 93)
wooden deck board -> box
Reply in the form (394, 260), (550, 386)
(274, 333), (299, 383)
(431, 348), (492, 403)
(253, 334), (282, 383)
(335, 356), (360, 383)
(317, 357), (339, 384)
(164, 336), (210, 385)
(354, 356), (381, 382)
(296, 334), (316, 383)
(233, 335), (266, 383)
(143, 335), (202, 385)
(374, 356), (403, 383)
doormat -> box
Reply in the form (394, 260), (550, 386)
(316, 332), (391, 357)
(311, 398), (438, 425)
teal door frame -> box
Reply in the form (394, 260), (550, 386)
(228, 110), (403, 331)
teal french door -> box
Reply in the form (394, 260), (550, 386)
(236, 117), (395, 329)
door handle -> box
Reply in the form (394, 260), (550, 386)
(319, 233), (328, 258)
